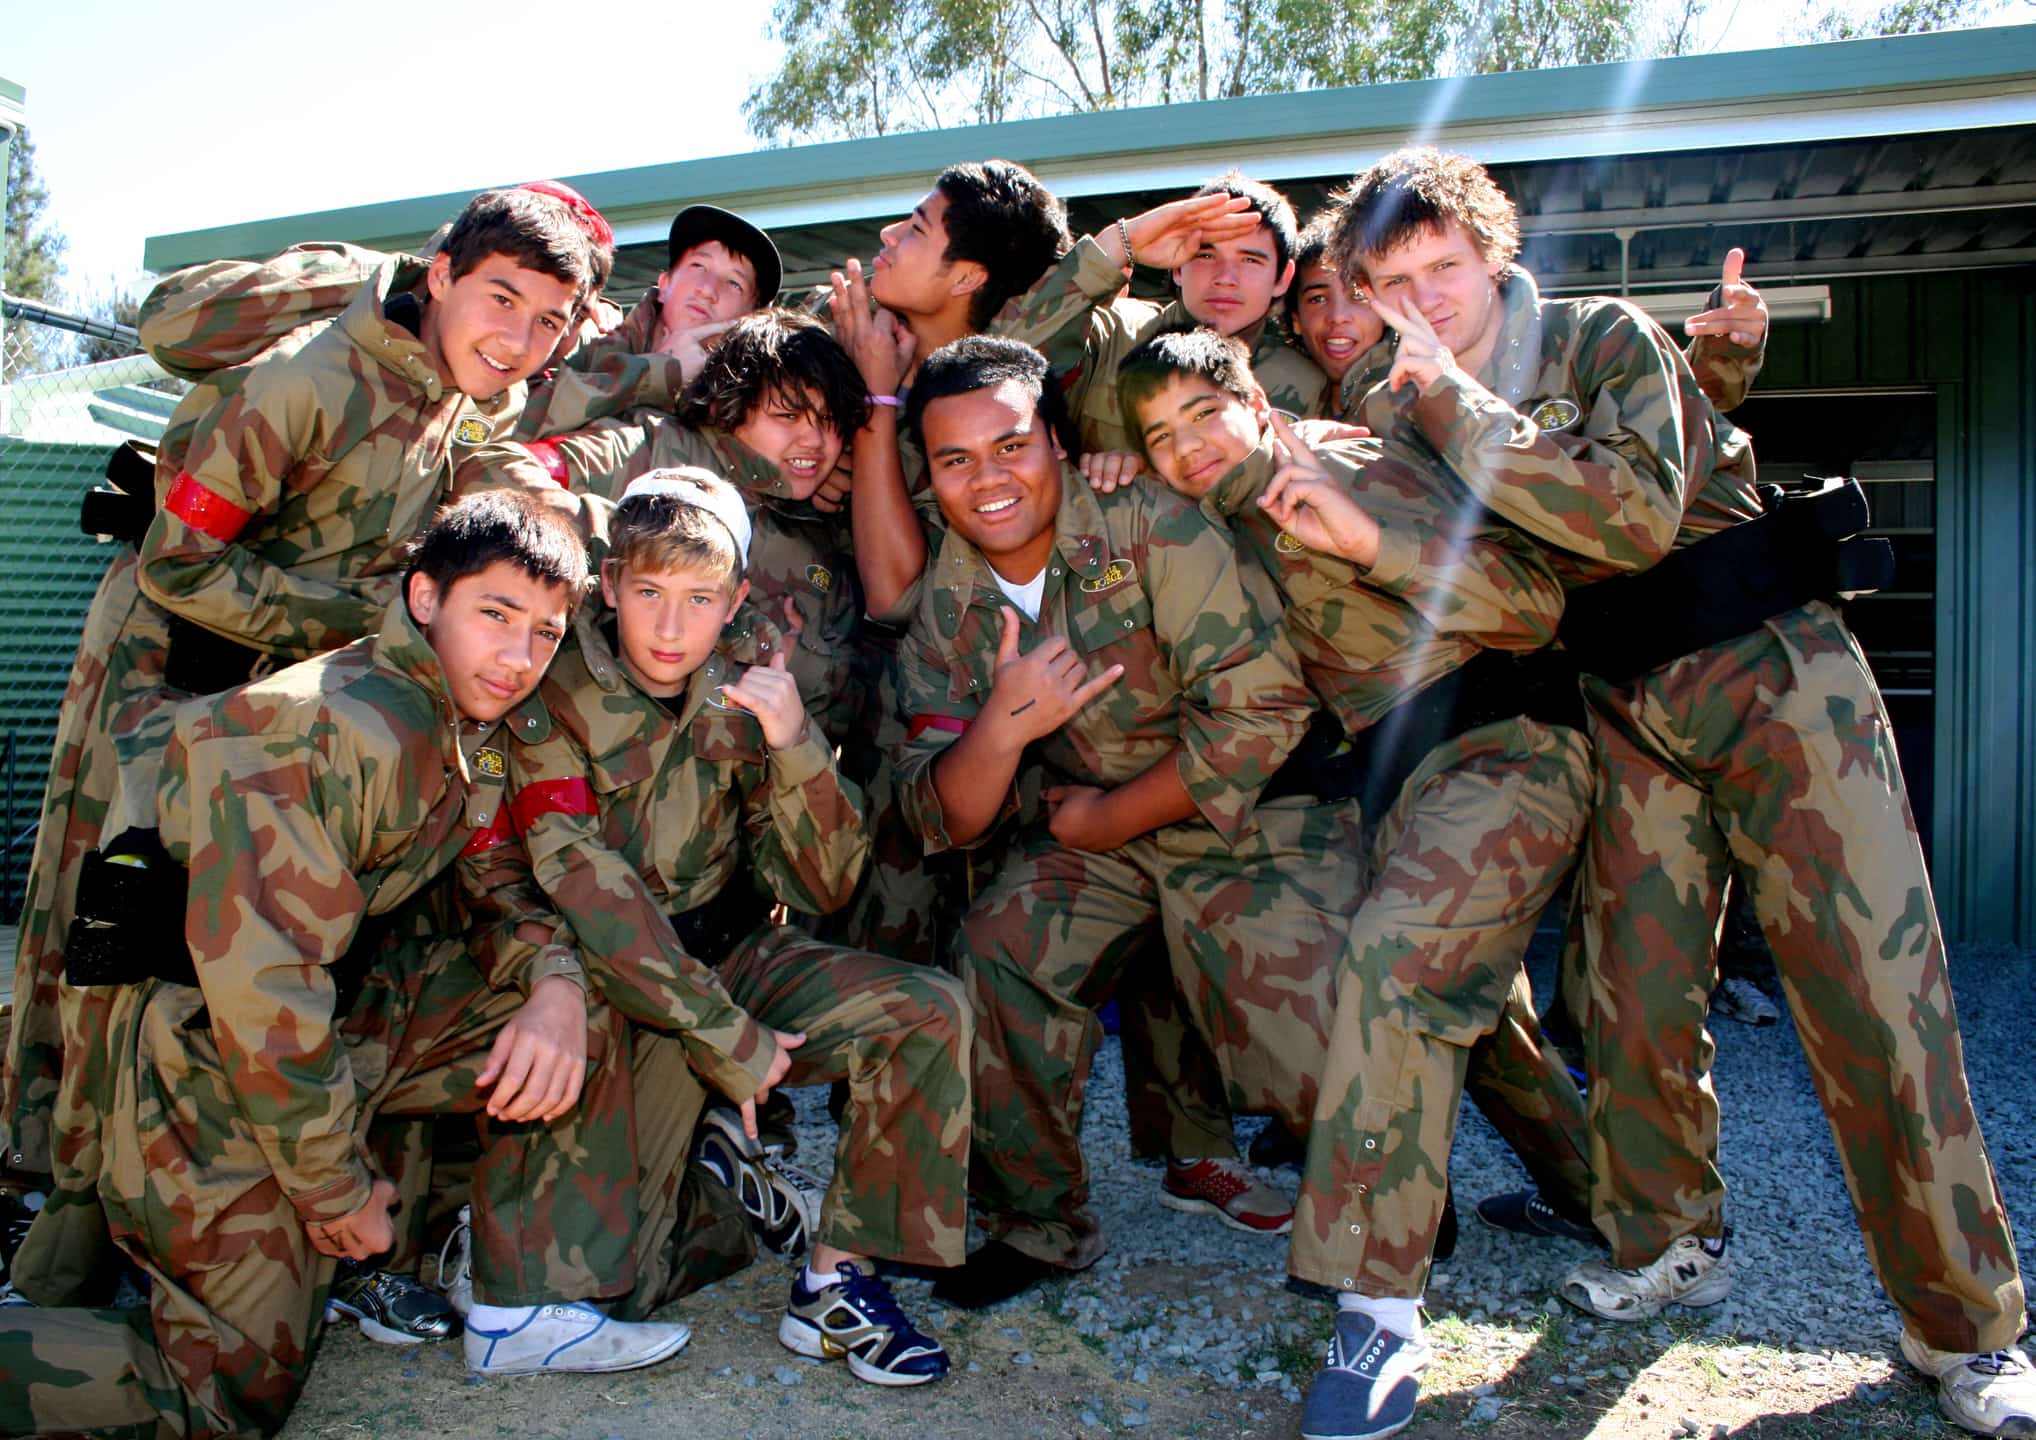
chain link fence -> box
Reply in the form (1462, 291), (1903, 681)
(0, 304), (184, 919)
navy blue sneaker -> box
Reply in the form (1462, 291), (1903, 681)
(1475, 1188), (1606, 1248)
(1300, 1309), (1431, 1440)
(780, 1262), (949, 1386)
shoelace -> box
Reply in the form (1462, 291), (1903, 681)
(834, 1264), (922, 1339)
(1968, 1350), (2030, 1376)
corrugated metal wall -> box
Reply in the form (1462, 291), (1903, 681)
(1760, 267), (2036, 946)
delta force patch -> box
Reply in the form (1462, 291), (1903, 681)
(1081, 559), (1136, 593)
(472, 747), (507, 779)
(1529, 397), (1582, 432)
(455, 415), (491, 445)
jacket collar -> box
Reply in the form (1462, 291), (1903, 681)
(339, 258), (451, 400)
(1203, 431), (1278, 520)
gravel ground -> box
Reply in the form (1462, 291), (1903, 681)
(269, 940), (2036, 1436)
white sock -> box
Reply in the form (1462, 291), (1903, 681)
(1336, 1291), (1423, 1340)
(803, 1263), (843, 1291)
(466, 1301), (535, 1329)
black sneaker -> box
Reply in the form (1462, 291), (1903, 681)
(326, 1259), (461, 1343)
(780, 1262), (949, 1386)
(1474, 1189), (1605, 1247)
(695, 1107), (824, 1258)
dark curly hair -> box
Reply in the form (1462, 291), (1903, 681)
(1194, 170), (1300, 272)
(904, 335), (1081, 459)
(936, 161), (1072, 330)
(1327, 147), (1521, 284)
(676, 307), (869, 445)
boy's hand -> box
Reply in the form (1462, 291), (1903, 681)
(306, 1177), (399, 1262)
(1290, 419), (1373, 448)
(477, 974), (588, 1124)
(1258, 412), (1381, 567)
(1105, 194), (1261, 271)
(830, 258), (917, 395)
(1079, 450), (1147, 493)
(1683, 249), (1767, 348)
(988, 606), (1123, 743)
(655, 316), (741, 384)
(722, 649), (811, 750)
(738, 1028), (806, 1140)
(1044, 784), (1123, 852)
(1367, 295), (1454, 394)
(812, 453), (853, 514)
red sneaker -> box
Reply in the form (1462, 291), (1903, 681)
(1159, 1157), (1294, 1235)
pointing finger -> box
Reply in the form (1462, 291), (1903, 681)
(1721, 247), (1745, 288)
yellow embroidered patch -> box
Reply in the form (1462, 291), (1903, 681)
(472, 747), (507, 778)
(1275, 531), (1305, 554)
(806, 564), (832, 592)
(1529, 397), (1582, 431)
(1080, 560), (1135, 593)
(454, 416), (491, 445)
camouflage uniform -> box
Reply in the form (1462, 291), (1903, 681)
(462, 419), (864, 747)
(1186, 432), (1594, 1298)
(484, 608), (973, 1271)
(0, 601), (649, 1439)
(1391, 266), (2025, 1352)
(1003, 234), (1330, 455)
(897, 469), (1329, 1268)
(2, 254), (513, 1193)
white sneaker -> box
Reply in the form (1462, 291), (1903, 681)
(1901, 1333), (2036, 1437)
(462, 1301), (690, 1376)
(434, 1204), (473, 1318)
(1561, 1233), (1731, 1321)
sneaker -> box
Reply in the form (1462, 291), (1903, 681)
(434, 1204), (474, 1318)
(326, 1259), (461, 1344)
(780, 1261), (949, 1386)
(1901, 1334), (2036, 1438)
(1475, 1189), (1606, 1248)
(1712, 976), (1780, 1027)
(0, 1190), (41, 1291)
(1300, 1308), (1431, 1439)
(463, 1301), (690, 1376)
(696, 1106), (824, 1258)
(1562, 1233), (1730, 1321)
(1159, 1157), (1293, 1236)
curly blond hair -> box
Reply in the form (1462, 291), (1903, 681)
(1327, 148), (1521, 284)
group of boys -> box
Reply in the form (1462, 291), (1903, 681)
(0, 140), (2028, 1440)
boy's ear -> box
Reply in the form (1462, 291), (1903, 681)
(599, 559), (620, 610)
(406, 570), (441, 627)
(1248, 384), (1273, 426)
(425, 251), (454, 302)
(728, 578), (751, 615)
(947, 259), (989, 302)
(1269, 258), (1297, 301)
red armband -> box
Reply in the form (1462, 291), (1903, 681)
(906, 714), (969, 742)
(523, 440), (569, 486)
(459, 813), (516, 857)
(163, 473), (256, 543)
(508, 777), (597, 833)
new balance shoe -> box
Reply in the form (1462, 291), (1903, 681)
(463, 1301), (690, 1376)
(780, 1261), (948, 1386)
(1159, 1157), (1293, 1236)
(1475, 1188), (1606, 1248)
(1712, 976), (1781, 1027)
(433, 1204), (473, 1317)
(1301, 1308), (1430, 1439)
(1562, 1233), (1731, 1321)
(326, 1259), (460, 1344)
(1901, 1333), (2036, 1438)
(696, 1106), (824, 1258)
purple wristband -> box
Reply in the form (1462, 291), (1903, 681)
(869, 394), (901, 408)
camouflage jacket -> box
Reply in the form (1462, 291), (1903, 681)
(895, 467), (1314, 853)
(998, 234), (1330, 454)
(463, 418), (864, 742)
(512, 287), (693, 439)
(1349, 267), (1758, 590)
(154, 597), (554, 1227)
(135, 258), (517, 659)
(1200, 434), (1566, 734)
(470, 608), (866, 1101)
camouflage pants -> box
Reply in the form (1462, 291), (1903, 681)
(1115, 944), (1239, 1162)
(1290, 718), (1594, 1299)
(0, 942), (638, 1439)
(717, 925), (973, 1268)
(959, 797), (1358, 1269)
(1579, 600), (2025, 1353)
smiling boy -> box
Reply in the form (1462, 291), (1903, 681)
(0, 492), (709, 1437)
(472, 470), (968, 1385)
(2, 191), (597, 1325)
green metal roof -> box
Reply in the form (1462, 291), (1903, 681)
(144, 24), (2036, 273)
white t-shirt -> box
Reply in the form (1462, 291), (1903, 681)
(991, 566), (1047, 621)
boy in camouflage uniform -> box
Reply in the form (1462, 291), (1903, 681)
(1, 192), (598, 1322)
(476, 470), (966, 1384)
(0, 493), (716, 1439)
(886, 336), (1330, 1307)
(1111, 330), (1597, 1439)
(1328, 146), (2032, 1440)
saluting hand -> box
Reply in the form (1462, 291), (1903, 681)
(987, 605), (1123, 744)
(1683, 248), (1768, 349)
(1367, 293), (1454, 394)
(1108, 193), (1262, 271)
(1258, 412), (1382, 568)
(721, 647), (810, 751)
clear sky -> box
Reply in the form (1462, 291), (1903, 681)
(0, 0), (2003, 306)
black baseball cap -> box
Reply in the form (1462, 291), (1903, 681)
(666, 205), (782, 306)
